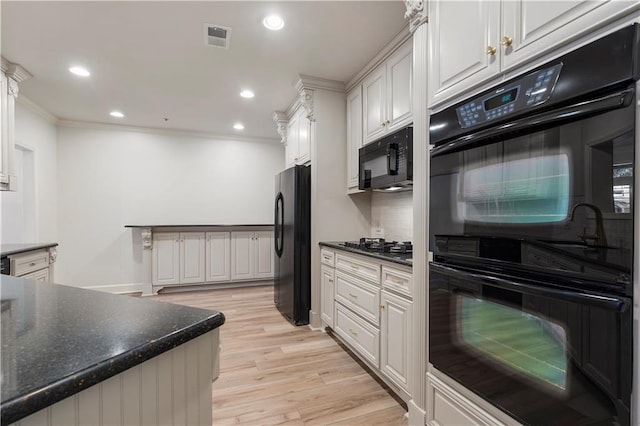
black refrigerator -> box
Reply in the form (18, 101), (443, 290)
(274, 165), (311, 325)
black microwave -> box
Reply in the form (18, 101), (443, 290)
(359, 126), (413, 191)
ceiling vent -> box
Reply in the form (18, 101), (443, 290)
(204, 24), (231, 49)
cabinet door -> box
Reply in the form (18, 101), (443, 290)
(254, 231), (274, 279)
(153, 233), (180, 286)
(21, 267), (50, 283)
(231, 231), (255, 280)
(179, 232), (205, 284)
(362, 66), (387, 144)
(346, 86), (363, 190)
(501, 0), (624, 71)
(285, 115), (298, 167)
(380, 290), (412, 393)
(386, 40), (413, 132)
(296, 109), (310, 165)
(428, 0), (500, 107)
(320, 265), (335, 328)
(205, 232), (230, 282)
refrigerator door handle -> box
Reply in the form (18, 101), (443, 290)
(274, 192), (284, 258)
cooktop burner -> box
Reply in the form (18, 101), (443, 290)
(342, 238), (413, 254)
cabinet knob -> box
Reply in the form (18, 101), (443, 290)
(381, 121), (386, 127)
(486, 45), (497, 56)
(385, 120), (390, 125)
(500, 36), (513, 47)
(294, 157), (299, 161)
(30, 262), (36, 266)
(380, 304), (385, 309)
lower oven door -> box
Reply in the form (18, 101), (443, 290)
(429, 262), (632, 425)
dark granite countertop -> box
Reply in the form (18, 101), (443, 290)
(0, 275), (225, 424)
(125, 224), (273, 228)
(320, 242), (413, 267)
(0, 243), (58, 257)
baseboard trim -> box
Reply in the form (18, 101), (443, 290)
(83, 282), (147, 295)
(156, 280), (273, 294)
(408, 399), (426, 426)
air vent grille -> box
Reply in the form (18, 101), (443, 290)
(204, 24), (231, 49)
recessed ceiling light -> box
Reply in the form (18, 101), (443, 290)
(110, 111), (124, 118)
(233, 123), (245, 130)
(240, 90), (255, 99)
(263, 15), (284, 31)
(69, 66), (90, 77)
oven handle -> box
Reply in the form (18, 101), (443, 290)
(430, 262), (630, 312)
(431, 87), (635, 157)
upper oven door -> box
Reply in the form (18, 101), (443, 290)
(429, 87), (635, 294)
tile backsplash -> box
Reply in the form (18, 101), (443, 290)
(370, 191), (413, 241)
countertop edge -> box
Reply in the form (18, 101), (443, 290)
(1, 243), (58, 257)
(125, 224), (273, 228)
(0, 312), (225, 425)
(319, 242), (413, 267)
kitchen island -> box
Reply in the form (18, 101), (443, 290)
(1, 275), (225, 425)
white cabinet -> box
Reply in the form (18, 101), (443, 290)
(285, 107), (311, 168)
(346, 86), (363, 191)
(231, 231), (274, 281)
(380, 290), (412, 395)
(9, 247), (55, 283)
(205, 232), (230, 282)
(428, 0), (637, 107)
(362, 40), (413, 145)
(320, 264), (335, 328)
(153, 232), (205, 286)
(1, 59), (30, 192)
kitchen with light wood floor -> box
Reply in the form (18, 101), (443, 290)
(153, 285), (408, 425)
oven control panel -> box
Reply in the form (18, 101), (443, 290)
(456, 63), (563, 128)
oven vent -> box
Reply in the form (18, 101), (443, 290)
(204, 24), (231, 49)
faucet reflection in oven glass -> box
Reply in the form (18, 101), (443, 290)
(569, 203), (608, 247)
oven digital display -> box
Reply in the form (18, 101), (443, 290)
(484, 88), (518, 111)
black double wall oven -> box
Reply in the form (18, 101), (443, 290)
(429, 25), (638, 425)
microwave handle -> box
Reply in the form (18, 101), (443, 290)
(387, 143), (399, 175)
(430, 262), (630, 312)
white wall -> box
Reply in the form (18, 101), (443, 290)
(0, 100), (57, 244)
(56, 124), (283, 287)
(371, 191), (413, 241)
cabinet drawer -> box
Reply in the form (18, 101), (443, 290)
(335, 270), (380, 326)
(10, 250), (50, 277)
(382, 266), (413, 298)
(335, 253), (380, 284)
(320, 248), (335, 267)
(335, 302), (380, 368)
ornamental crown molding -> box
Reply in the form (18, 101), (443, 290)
(404, 1), (427, 33)
(272, 111), (288, 145)
(298, 88), (315, 122)
(295, 74), (345, 93)
(1, 57), (33, 83)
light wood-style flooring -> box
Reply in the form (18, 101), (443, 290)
(152, 285), (408, 425)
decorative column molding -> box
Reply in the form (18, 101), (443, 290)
(272, 111), (288, 146)
(48, 247), (58, 264)
(7, 80), (19, 98)
(404, 1), (427, 33)
(299, 88), (315, 122)
(141, 227), (153, 250)
(1, 57), (33, 85)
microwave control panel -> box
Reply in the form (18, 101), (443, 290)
(456, 63), (563, 128)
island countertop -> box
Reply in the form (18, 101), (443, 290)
(0, 243), (58, 257)
(0, 275), (225, 425)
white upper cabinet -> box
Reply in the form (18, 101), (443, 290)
(428, 0), (500, 107)
(362, 39), (413, 145)
(428, 0), (637, 108)
(285, 107), (311, 168)
(346, 86), (363, 191)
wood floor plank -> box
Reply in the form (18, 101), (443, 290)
(151, 284), (407, 425)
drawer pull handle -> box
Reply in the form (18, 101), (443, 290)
(348, 293), (358, 298)
(350, 265), (360, 270)
(323, 256), (331, 260)
(328, 279), (334, 283)
(30, 262), (36, 266)
(349, 329), (358, 336)
(391, 278), (404, 284)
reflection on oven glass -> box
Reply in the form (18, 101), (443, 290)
(460, 153), (569, 223)
(455, 295), (568, 393)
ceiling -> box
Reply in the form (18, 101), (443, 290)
(1, 1), (408, 141)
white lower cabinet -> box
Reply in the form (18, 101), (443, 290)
(320, 246), (412, 401)
(153, 232), (205, 286)
(152, 229), (273, 288)
(230, 231), (274, 281)
(9, 248), (54, 282)
(380, 290), (412, 396)
(320, 264), (335, 328)
(205, 232), (231, 282)
(427, 372), (508, 426)
(20, 267), (50, 283)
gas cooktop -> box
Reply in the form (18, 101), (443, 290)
(340, 238), (413, 254)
